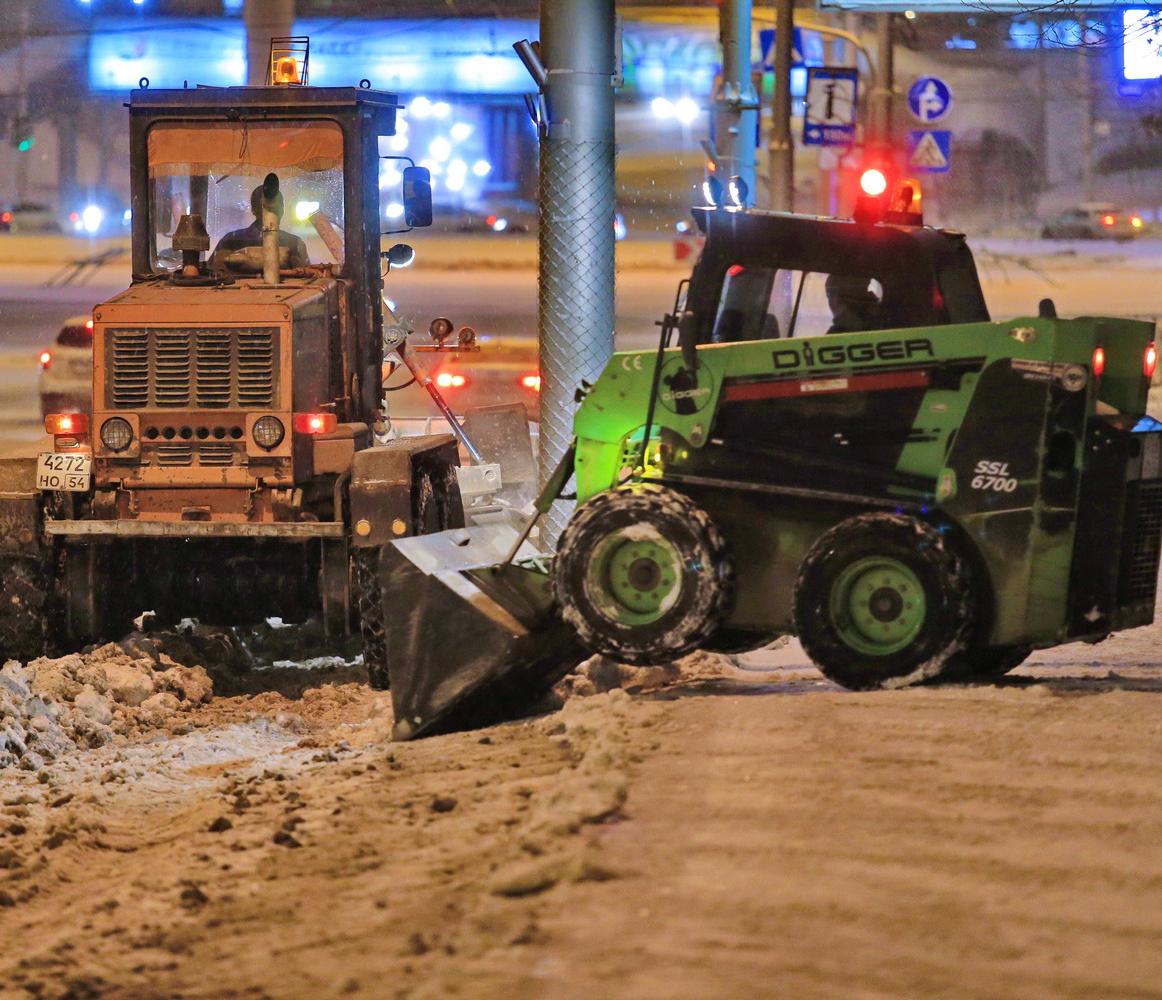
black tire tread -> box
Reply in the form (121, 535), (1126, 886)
(352, 548), (389, 689)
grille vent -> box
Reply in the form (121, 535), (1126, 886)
(1121, 480), (1162, 604)
(108, 328), (277, 409)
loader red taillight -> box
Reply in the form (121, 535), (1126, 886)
(1145, 342), (1158, 380)
(293, 412), (337, 435)
(435, 372), (467, 389)
(45, 413), (87, 436)
(1091, 346), (1106, 378)
(520, 374), (541, 391)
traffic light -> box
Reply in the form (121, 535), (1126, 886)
(11, 118), (34, 152)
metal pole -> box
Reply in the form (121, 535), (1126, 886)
(768, 0), (794, 211)
(245, 0), (295, 86)
(715, 0), (758, 205)
(15, 2), (29, 204)
(871, 13), (895, 148)
(538, 0), (617, 547)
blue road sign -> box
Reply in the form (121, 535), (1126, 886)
(906, 129), (952, 173)
(906, 76), (952, 124)
(759, 27), (806, 71)
(803, 67), (859, 146)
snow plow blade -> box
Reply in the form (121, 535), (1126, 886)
(379, 522), (587, 740)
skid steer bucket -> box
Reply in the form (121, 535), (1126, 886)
(379, 516), (587, 740)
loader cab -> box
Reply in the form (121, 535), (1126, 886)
(684, 208), (990, 346)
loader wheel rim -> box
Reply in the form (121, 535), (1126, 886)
(594, 536), (681, 624)
(829, 557), (926, 656)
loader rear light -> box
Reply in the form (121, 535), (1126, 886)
(39, 350), (51, 369)
(292, 412), (337, 435)
(435, 372), (467, 389)
(520, 374), (541, 391)
(45, 413), (87, 436)
(1092, 345), (1106, 378)
(1145, 342), (1157, 380)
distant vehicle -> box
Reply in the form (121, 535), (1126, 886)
(63, 197), (132, 236)
(1041, 203), (1145, 241)
(452, 203), (627, 240)
(384, 334), (539, 423)
(38, 315), (93, 418)
(0, 202), (60, 233)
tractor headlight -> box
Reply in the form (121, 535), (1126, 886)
(100, 417), (133, 452)
(252, 415), (285, 450)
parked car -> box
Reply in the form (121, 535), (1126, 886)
(38, 315), (93, 418)
(1041, 203), (1145, 241)
(0, 202), (60, 233)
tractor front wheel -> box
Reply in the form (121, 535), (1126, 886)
(794, 513), (974, 690)
(554, 484), (732, 665)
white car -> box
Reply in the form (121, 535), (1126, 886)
(38, 315), (93, 418)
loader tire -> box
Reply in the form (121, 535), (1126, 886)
(554, 484), (732, 665)
(940, 644), (1031, 684)
(353, 548), (389, 690)
(794, 513), (974, 690)
(0, 558), (50, 661)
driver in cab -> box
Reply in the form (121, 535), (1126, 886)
(210, 184), (310, 271)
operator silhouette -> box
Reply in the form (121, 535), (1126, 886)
(211, 183), (310, 270)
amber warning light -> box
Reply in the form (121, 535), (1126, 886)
(521, 374), (542, 391)
(45, 413), (88, 436)
(293, 413), (337, 435)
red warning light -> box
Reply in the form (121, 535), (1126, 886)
(859, 168), (888, 197)
(1092, 345), (1106, 377)
(1145, 342), (1157, 380)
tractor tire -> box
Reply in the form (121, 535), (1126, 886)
(554, 484), (733, 665)
(353, 548), (389, 690)
(0, 558), (50, 661)
(793, 513), (975, 690)
(940, 644), (1032, 684)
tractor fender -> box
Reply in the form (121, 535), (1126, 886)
(0, 455), (45, 558)
(349, 434), (464, 547)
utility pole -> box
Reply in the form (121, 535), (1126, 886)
(245, 0), (295, 86)
(14, 1), (30, 203)
(714, 0), (759, 205)
(1078, 24), (1095, 201)
(870, 13), (894, 150)
(536, 0), (617, 546)
(768, 0), (795, 210)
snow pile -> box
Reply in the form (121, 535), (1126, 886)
(0, 643), (213, 771)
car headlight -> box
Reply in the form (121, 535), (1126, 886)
(100, 417), (133, 452)
(252, 415), (285, 450)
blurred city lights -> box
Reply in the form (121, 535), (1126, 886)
(448, 159), (467, 177)
(674, 97), (700, 125)
(450, 122), (473, 142)
(431, 101), (451, 119)
(294, 201), (320, 222)
(446, 174), (465, 192)
(388, 134), (408, 153)
(651, 97), (674, 119)
(380, 165), (403, 188)
(472, 159), (491, 177)
(428, 137), (452, 162)
(385, 202), (405, 220)
(80, 205), (104, 234)
(409, 96), (432, 119)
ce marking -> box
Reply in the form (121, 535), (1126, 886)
(621, 355), (644, 372)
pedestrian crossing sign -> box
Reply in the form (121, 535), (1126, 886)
(906, 129), (951, 174)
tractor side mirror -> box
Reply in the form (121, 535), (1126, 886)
(402, 166), (433, 229)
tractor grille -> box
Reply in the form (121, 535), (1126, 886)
(107, 327), (277, 409)
(1120, 479), (1162, 604)
(150, 441), (240, 468)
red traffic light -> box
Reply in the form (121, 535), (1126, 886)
(859, 168), (888, 197)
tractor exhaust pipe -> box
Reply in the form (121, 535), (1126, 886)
(261, 172), (282, 285)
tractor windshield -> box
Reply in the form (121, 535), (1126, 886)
(146, 119), (346, 272)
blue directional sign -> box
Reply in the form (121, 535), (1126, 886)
(759, 27), (806, 70)
(803, 67), (859, 146)
(906, 129), (952, 174)
(906, 76), (952, 124)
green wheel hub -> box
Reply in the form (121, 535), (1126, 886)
(590, 534), (682, 625)
(828, 556), (926, 656)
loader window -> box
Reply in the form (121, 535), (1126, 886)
(147, 120), (346, 271)
(713, 266), (883, 342)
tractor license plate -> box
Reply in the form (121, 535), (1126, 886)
(36, 452), (91, 492)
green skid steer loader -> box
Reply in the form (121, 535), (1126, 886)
(380, 205), (1162, 740)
